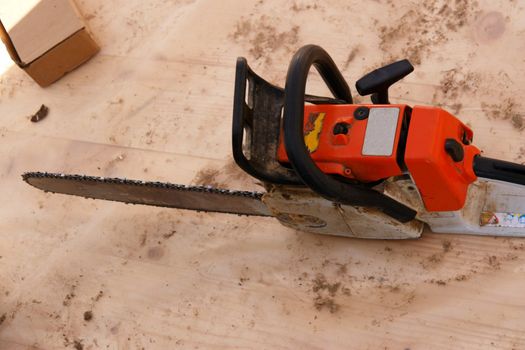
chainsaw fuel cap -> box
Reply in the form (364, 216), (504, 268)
(353, 106), (369, 120)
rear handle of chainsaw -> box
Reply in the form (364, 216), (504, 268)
(282, 45), (417, 223)
(473, 156), (525, 185)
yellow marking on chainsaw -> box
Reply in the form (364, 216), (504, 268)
(304, 112), (325, 153)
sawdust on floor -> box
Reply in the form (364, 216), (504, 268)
(378, 0), (480, 65)
(231, 15), (300, 64)
(481, 98), (524, 131)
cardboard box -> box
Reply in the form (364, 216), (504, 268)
(0, 0), (99, 87)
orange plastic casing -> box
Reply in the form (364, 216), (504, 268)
(405, 106), (480, 212)
(277, 104), (406, 182)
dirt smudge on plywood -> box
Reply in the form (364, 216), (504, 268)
(482, 98), (524, 131)
(379, 0), (479, 65)
(310, 274), (344, 314)
(231, 16), (299, 64)
(192, 168), (223, 187)
(474, 11), (506, 43)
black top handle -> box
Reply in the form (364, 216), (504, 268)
(355, 59), (414, 104)
(282, 45), (417, 223)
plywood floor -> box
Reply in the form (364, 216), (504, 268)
(1, 0), (525, 349)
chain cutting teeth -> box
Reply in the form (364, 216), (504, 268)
(22, 171), (271, 217)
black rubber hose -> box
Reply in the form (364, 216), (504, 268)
(282, 45), (417, 223)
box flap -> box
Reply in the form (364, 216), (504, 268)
(0, 0), (85, 64)
(0, 19), (22, 65)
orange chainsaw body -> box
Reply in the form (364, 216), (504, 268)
(277, 104), (480, 212)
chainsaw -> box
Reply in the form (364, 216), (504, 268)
(23, 45), (525, 239)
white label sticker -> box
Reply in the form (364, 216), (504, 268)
(362, 108), (400, 156)
(480, 212), (525, 228)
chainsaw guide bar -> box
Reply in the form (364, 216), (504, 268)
(22, 172), (272, 217)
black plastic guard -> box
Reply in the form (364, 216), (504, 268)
(232, 57), (344, 185)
